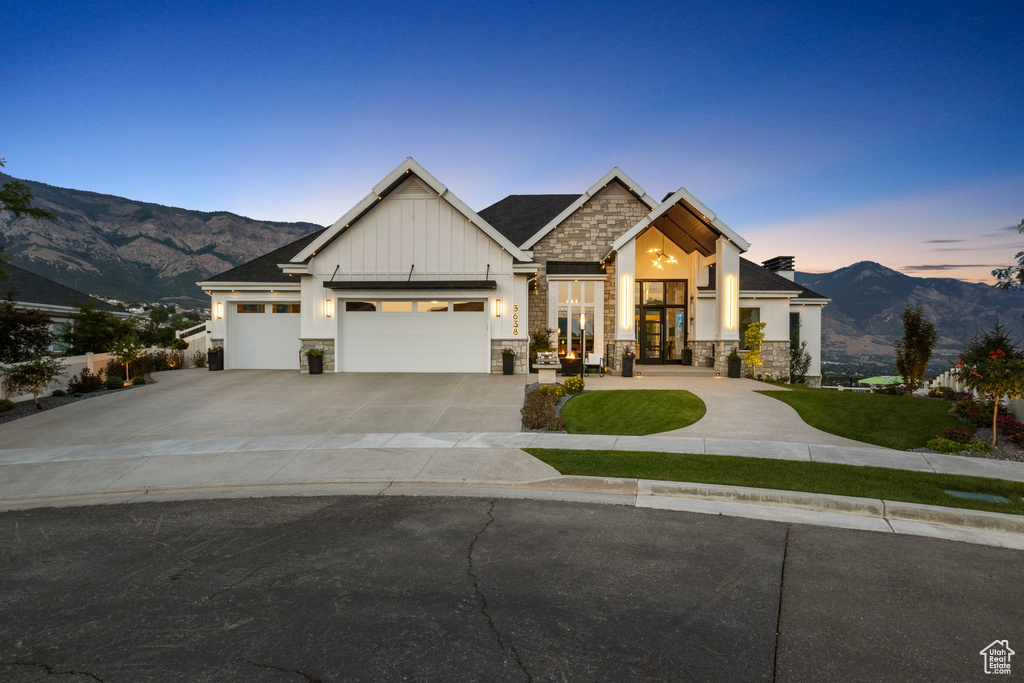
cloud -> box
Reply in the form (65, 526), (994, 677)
(923, 239), (964, 243)
(901, 264), (997, 272)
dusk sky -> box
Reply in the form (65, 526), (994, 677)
(4, 0), (1022, 282)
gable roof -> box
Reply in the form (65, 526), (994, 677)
(612, 186), (751, 253)
(2, 262), (122, 311)
(699, 258), (829, 299)
(203, 229), (326, 284)
(291, 158), (532, 264)
(477, 194), (579, 247)
(517, 167), (658, 250)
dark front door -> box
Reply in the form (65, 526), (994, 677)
(640, 309), (663, 362)
(635, 280), (687, 364)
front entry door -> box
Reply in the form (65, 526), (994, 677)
(641, 310), (663, 362)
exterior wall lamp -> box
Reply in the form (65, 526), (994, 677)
(725, 274), (738, 329)
(324, 299), (333, 318)
(215, 302), (224, 319)
(495, 298), (502, 317)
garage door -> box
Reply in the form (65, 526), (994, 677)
(227, 303), (301, 370)
(338, 299), (488, 373)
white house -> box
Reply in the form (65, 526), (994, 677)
(199, 158), (828, 384)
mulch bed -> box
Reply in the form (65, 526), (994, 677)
(0, 379), (157, 427)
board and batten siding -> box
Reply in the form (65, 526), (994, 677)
(301, 176), (517, 341)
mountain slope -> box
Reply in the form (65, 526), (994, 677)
(0, 173), (323, 304)
(797, 261), (1024, 370)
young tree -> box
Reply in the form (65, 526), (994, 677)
(0, 299), (54, 363)
(992, 218), (1024, 289)
(57, 301), (131, 355)
(894, 305), (937, 391)
(2, 356), (67, 409)
(109, 333), (145, 382)
(789, 316), (812, 383)
(743, 321), (766, 377)
(956, 350), (1024, 445)
(961, 318), (1021, 366)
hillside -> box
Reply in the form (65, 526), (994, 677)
(0, 173), (323, 305)
(797, 261), (1024, 374)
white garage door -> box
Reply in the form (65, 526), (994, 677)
(227, 303), (301, 370)
(339, 299), (489, 373)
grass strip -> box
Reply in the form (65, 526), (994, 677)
(756, 384), (962, 450)
(526, 448), (1024, 516)
(561, 390), (706, 435)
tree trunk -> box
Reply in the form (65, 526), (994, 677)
(992, 394), (1000, 446)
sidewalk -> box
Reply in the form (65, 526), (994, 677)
(2, 432), (1023, 482)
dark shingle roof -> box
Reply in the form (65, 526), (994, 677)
(205, 229), (327, 283)
(2, 263), (120, 311)
(699, 258), (828, 299)
(477, 194), (580, 247)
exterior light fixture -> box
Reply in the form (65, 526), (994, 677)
(725, 273), (738, 329)
(495, 299), (502, 317)
(215, 302), (224, 319)
(324, 299), (333, 318)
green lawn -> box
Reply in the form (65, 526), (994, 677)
(526, 448), (1024, 516)
(560, 390), (706, 435)
(757, 384), (962, 450)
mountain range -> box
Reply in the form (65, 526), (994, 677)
(798, 261), (1024, 373)
(0, 173), (323, 305)
(3, 175), (1022, 373)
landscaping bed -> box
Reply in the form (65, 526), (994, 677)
(526, 448), (1024, 516)
(0, 380), (156, 426)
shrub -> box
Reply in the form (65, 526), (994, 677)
(872, 383), (907, 396)
(521, 390), (566, 431)
(170, 338), (189, 351)
(536, 384), (566, 398)
(0, 398), (14, 412)
(2, 356), (68, 409)
(192, 349), (207, 368)
(105, 376), (125, 390)
(926, 437), (992, 454)
(952, 396), (1003, 428)
(564, 376), (585, 395)
(51, 389), (66, 397)
(132, 376), (147, 385)
(73, 392), (83, 398)
(928, 386), (959, 401)
(937, 426), (974, 444)
(68, 367), (105, 393)
(307, 348), (324, 357)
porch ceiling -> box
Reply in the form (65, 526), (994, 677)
(650, 203), (718, 257)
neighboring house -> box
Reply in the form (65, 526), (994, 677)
(199, 158), (828, 384)
(1, 262), (126, 336)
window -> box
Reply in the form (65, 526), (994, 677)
(236, 304), (265, 313)
(552, 280), (600, 358)
(452, 301), (485, 312)
(790, 312), (801, 349)
(345, 301), (376, 312)
(417, 301), (449, 312)
(272, 304), (300, 313)
(739, 307), (760, 349)
(380, 301), (413, 313)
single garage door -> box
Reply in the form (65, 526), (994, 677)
(227, 303), (301, 369)
(339, 299), (489, 373)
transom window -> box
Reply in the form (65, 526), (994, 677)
(343, 300), (485, 313)
(272, 304), (300, 313)
(236, 304), (265, 313)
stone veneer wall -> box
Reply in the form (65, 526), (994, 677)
(528, 185), (651, 365)
(743, 340), (790, 379)
(490, 339), (528, 373)
(806, 375), (822, 388)
(300, 339), (335, 373)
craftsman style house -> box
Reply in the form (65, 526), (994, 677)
(200, 158), (828, 384)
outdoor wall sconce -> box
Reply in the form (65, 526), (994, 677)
(215, 302), (224, 319)
(495, 299), (502, 317)
(324, 299), (333, 317)
(725, 273), (738, 328)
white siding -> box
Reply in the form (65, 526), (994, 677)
(740, 297), (790, 342)
(791, 303), (823, 378)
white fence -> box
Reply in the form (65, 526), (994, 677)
(177, 321), (211, 369)
(1, 351), (113, 403)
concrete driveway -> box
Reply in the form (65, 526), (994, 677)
(0, 369), (527, 449)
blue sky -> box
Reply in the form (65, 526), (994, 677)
(3, 0), (1022, 281)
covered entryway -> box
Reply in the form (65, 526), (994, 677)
(337, 299), (489, 373)
(226, 303), (301, 369)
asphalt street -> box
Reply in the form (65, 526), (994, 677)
(0, 496), (1020, 682)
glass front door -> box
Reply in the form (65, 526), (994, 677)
(635, 280), (688, 364)
(642, 310), (662, 362)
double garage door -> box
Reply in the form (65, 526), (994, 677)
(338, 299), (489, 373)
(227, 303), (301, 370)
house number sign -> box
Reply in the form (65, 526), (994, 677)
(512, 304), (519, 335)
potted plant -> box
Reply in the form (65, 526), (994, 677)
(682, 348), (693, 366)
(728, 348), (742, 378)
(501, 347), (516, 375)
(307, 348), (324, 375)
(208, 345), (224, 371)
(621, 348), (636, 377)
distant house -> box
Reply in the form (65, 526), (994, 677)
(1, 263), (127, 332)
(200, 158), (829, 382)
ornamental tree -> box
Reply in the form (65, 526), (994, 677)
(743, 321), (766, 377)
(955, 349), (1024, 445)
(894, 305), (937, 391)
(2, 356), (67, 409)
(108, 333), (145, 382)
